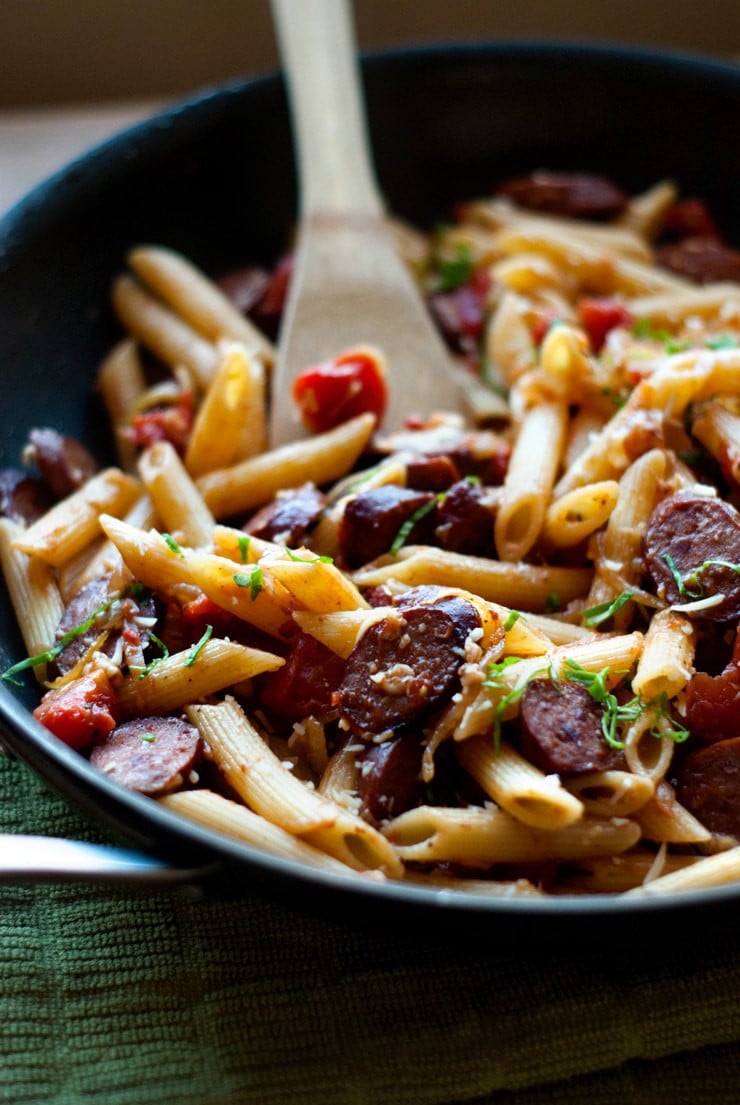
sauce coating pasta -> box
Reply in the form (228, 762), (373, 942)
(3, 172), (740, 897)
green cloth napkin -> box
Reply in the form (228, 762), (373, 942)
(2, 752), (740, 1105)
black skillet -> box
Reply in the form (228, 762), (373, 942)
(1, 43), (739, 921)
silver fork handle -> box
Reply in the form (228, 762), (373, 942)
(0, 833), (207, 884)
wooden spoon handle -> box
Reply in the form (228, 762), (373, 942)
(270, 0), (382, 217)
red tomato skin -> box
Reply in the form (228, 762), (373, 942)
(34, 669), (118, 752)
(292, 348), (387, 433)
(577, 297), (634, 352)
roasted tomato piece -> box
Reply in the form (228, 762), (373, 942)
(257, 629), (346, 724)
(292, 346), (387, 434)
(34, 668), (119, 752)
(127, 394), (194, 455)
(577, 297), (634, 352)
(250, 253), (293, 339)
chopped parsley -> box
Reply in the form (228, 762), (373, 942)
(233, 566), (264, 600)
(141, 731), (157, 744)
(285, 549), (334, 564)
(582, 590), (634, 628)
(664, 553), (740, 600)
(2, 596), (117, 686)
(389, 495), (443, 556)
(138, 633), (170, 679)
(706, 334), (738, 350)
(544, 593), (560, 614)
(504, 610), (521, 631)
(162, 533), (184, 558)
(185, 624), (213, 667)
(237, 535), (251, 563)
(562, 659), (627, 749)
(435, 242), (474, 291)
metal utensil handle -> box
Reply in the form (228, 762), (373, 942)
(0, 833), (205, 884)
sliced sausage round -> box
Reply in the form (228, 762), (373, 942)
(643, 494), (740, 620)
(656, 236), (740, 285)
(434, 479), (494, 556)
(357, 734), (425, 822)
(338, 600), (480, 734)
(519, 679), (623, 775)
(0, 468), (53, 525)
(90, 716), (201, 795)
(28, 428), (98, 500)
(244, 482), (325, 546)
(339, 485), (437, 568)
(675, 737), (740, 838)
(52, 576), (118, 676)
(497, 171), (629, 221)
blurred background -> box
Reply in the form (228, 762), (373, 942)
(1, 0), (738, 214)
(1, 0), (739, 107)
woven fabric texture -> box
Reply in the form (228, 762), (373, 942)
(2, 753), (740, 1105)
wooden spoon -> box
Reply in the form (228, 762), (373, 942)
(269, 0), (463, 446)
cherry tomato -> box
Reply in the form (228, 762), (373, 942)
(34, 669), (118, 752)
(128, 394), (194, 455)
(577, 297), (633, 352)
(292, 347), (387, 433)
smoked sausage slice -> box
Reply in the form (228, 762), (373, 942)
(28, 427), (98, 500)
(675, 737), (740, 839)
(337, 598), (481, 735)
(244, 482), (325, 546)
(90, 716), (201, 795)
(497, 171), (629, 221)
(643, 494), (740, 620)
(357, 734), (425, 822)
(519, 679), (622, 775)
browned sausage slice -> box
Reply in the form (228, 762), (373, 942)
(675, 737), (740, 838)
(0, 468), (53, 525)
(519, 679), (623, 775)
(52, 576), (118, 676)
(643, 494), (740, 620)
(339, 485), (437, 568)
(337, 599), (480, 734)
(357, 734), (425, 822)
(28, 427), (98, 500)
(497, 171), (629, 221)
(656, 236), (740, 284)
(90, 716), (201, 795)
(243, 482), (325, 545)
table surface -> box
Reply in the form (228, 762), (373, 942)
(0, 100), (161, 217)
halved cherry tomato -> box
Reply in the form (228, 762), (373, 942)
(292, 347), (387, 434)
(34, 668), (118, 752)
(577, 297), (633, 352)
(127, 393), (194, 455)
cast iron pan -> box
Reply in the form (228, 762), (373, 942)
(1, 43), (739, 920)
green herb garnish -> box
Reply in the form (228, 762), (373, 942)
(162, 533), (184, 558)
(663, 554), (740, 600)
(544, 593), (560, 614)
(138, 633), (170, 679)
(2, 597), (117, 686)
(504, 610), (521, 632)
(233, 566), (264, 599)
(285, 549), (334, 564)
(389, 495), (443, 556)
(435, 242), (474, 291)
(237, 535), (251, 564)
(706, 334), (738, 350)
(582, 590), (634, 628)
(185, 624), (213, 667)
(141, 731), (157, 744)
(562, 659), (627, 749)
